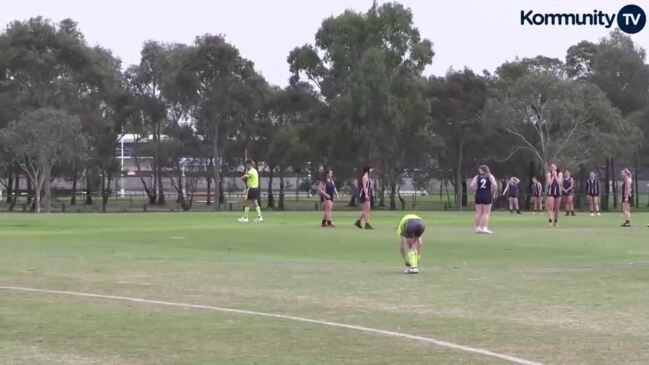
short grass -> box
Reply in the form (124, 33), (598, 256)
(1, 211), (649, 364)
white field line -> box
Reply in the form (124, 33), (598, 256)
(0, 286), (542, 365)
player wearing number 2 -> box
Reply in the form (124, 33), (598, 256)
(470, 165), (497, 234)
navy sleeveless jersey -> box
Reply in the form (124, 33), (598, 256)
(475, 174), (492, 204)
(563, 177), (573, 195)
(548, 176), (561, 197)
(532, 182), (542, 197)
(507, 182), (518, 198)
(586, 179), (599, 196)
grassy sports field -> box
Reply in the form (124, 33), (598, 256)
(1, 211), (648, 364)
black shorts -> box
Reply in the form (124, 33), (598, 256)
(404, 219), (426, 238)
(320, 195), (334, 203)
(359, 191), (371, 203)
(587, 193), (599, 198)
(475, 194), (492, 205)
(623, 196), (633, 204)
(247, 188), (260, 200)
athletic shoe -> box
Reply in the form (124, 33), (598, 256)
(590, 213), (595, 216)
(237, 217), (249, 223)
(354, 220), (362, 229)
(482, 228), (494, 234)
(328, 223), (336, 228)
(475, 227), (483, 234)
(364, 223), (374, 230)
(597, 213), (601, 216)
(571, 211), (576, 216)
(255, 217), (264, 223)
(553, 222), (559, 228)
(406, 267), (419, 274)
(621, 222), (631, 227)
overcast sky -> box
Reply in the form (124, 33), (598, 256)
(2, 0), (648, 86)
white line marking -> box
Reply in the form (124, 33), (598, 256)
(0, 286), (542, 365)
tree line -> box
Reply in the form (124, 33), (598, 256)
(1, 2), (648, 213)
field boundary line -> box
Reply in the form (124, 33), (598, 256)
(0, 285), (542, 365)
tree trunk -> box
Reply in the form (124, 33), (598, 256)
(461, 177), (468, 207)
(133, 151), (155, 204)
(85, 171), (94, 205)
(455, 141), (464, 211)
(267, 166), (275, 209)
(101, 172), (112, 213)
(211, 130), (221, 211)
(576, 164), (586, 209)
(205, 159), (212, 205)
(156, 166), (165, 205)
(397, 185), (405, 210)
(70, 169), (78, 206)
(279, 168), (285, 210)
(347, 181), (358, 207)
(379, 174), (386, 207)
(9, 172), (19, 211)
(611, 158), (617, 208)
(526, 160), (535, 210)
(35, 191), (41, 213)
(389, 183), (396, 210)
(603, 159), (610, 211)
(26, 178), (33, 205)
(5, 174), (13, 203)
(219, 175), (225, 206)
(43, 162), (51, 213)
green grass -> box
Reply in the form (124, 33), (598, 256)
(1, 211), (649, 364)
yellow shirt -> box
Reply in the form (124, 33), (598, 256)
(247, 168), (259, 189)
(397, 214), (422, 236)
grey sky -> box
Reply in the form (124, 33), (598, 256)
(2, 0), (648, 86)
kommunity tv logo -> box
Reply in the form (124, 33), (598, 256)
(521, 4), (646, 34)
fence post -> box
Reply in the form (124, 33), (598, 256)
(315, 203), (318, 211)
(143, 204), (147, 212)
(229, 203), (233, 211)
(62, 203), (66, 213)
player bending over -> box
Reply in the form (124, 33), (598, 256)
(397, 214), (425, 274)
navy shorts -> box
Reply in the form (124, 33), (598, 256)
(247, 188), (260, 200)
(475, 194), (492, 205)
(404, 219), (426, 238)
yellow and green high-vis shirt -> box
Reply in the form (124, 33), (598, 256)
(397, 214), (422, 236)
(247, 168), (259, 189)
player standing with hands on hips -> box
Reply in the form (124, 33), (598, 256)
(470, 165), (497, 234)
(319, 169), (339, 227)
(238, 159), (263, 223)
(621, 169), (633, 227)
(355, 166), (374, 229)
